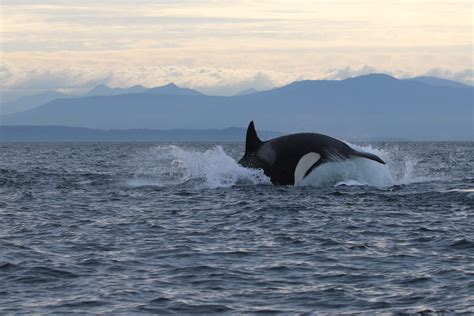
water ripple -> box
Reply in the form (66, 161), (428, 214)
(0, 142), (472, 313)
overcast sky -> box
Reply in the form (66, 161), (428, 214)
(1, 0), (472, 96)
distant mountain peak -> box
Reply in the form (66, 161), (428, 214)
(145, 83), (203, 96)
(346, 73), (397, 81)
(164, 83), (178, 88)
(88, 84), (112, 95)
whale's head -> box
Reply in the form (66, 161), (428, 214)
(239, 121), (263, 169)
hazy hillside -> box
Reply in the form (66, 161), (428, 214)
(2, 74), (473, 140)
(0, 90), (72, 115)
(1, 83), (202, 115)
(407, 76), (471, 88)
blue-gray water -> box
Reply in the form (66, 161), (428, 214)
(0, 142), (473, 314)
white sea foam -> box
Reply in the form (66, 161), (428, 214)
(446, 188), (474, 193)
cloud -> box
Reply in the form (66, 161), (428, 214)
(323, 65), (379, 80)
(0, 63), (287, 96)
(107, 66), (295, 95)
(1, 61), (472, 101)
(422, 68), (474, 86)
(1, 0), (472, 102)
(0, 62), (14, 87)
(195, 71), (283, 95)
(3, 65), (108, 90)
(2, 0), (471, 94)
(0, 64), (112, 96)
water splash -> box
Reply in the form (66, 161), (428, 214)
(298, 143), (393, 188)
(129, 143), (441, 189)
(375, 144), (443, 185)
(300, 157), (394, 188)
(129, 145), (269, 188)
(395, 158), (442, 185)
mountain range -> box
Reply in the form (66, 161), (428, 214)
(1, 75), (469, 115)
(1, 74), (473, 140)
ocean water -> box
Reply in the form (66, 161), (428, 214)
(0, 141), (473, 314)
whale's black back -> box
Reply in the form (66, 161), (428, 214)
(260, 133), (354, 185)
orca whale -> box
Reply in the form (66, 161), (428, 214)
(238, 121), (386, 185)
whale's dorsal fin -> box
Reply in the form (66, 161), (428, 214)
(245, 121), (262, 153)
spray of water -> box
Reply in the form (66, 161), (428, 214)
(129, 145), (269, 188)
(297, 143), (393, 187)
(129, 143), (439, 189)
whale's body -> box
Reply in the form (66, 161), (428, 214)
(238, 121), (385, 185)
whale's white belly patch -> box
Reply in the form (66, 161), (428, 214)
(294, 152), (321, 185)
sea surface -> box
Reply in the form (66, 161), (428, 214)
(0, 141), (473, 314)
